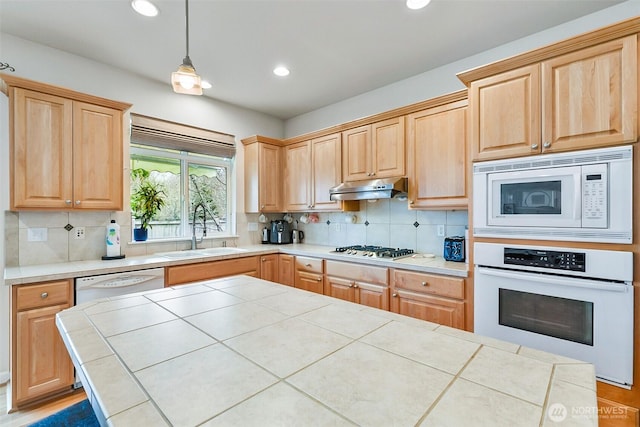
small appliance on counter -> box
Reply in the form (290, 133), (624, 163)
(261, 226), (270, 244)
(292, 229), (304, 244)
(270, 220), (292, 244)
(443, 236), (465, 262)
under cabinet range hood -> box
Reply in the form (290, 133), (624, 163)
(329, 177), (408, 201)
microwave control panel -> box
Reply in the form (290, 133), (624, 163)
(581, 163), (608, 228)
(504, 248), (586, 272)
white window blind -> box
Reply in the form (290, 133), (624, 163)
(130, 113), (236, 158)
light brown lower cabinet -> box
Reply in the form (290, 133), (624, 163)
(278, 254), (295, 286)
(390, 269), (465, 329)
(259, 254), (279, 282)
(325, 260), (389, 310)
(294, 256), (324, 294)
(12, 279), (74, 408)
(165, 256), (260, 286)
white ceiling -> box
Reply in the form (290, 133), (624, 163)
(0, 0), (625, 119)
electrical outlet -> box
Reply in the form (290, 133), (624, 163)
(437, 224), (445, 237)
(247, 222), (258, 231)
(27, 228), (47, 242)
(74, 227), (86, 240)
(333, 223), (343, 232)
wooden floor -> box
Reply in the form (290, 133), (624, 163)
(0, 384), (86, 427)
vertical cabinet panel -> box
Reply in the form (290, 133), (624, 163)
(407, 100), (468, 209)
(311, 133), (342, 211)
(73, 102), (123, 210)
(11, 89), (73, 209)
(284, 141), (311, 211)
(371, 117), (405, 179)
(542, 35), (637, 152)
(342, 125), (371, 181)
(260, 254), (279, 282)
(278, 254), (295, 287)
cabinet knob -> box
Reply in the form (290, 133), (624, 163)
(260, 205), (265, 209)
(531, 143), (539, 150)
(371, 172), (376, 176)
(354, 284), (359, 288)
(409, 200), (414, 205)
(543, 141), (551, 149)
(317, 277), (322, 282)
(349, 283), (353, 287)
(65, 200), (72, 205)
(41, 292), (48, 299)
(262, 258), (266, 262)
(75, 200), (81, 205)
(421, 281), (428, 286)
(392, 293), (398, 297)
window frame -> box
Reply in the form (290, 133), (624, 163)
(130, 143), (236, 241)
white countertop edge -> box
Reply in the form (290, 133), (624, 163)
(5, 244), (468, 285)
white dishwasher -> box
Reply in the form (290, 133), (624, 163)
(75, 267), (165, 304)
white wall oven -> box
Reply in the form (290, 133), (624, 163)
(473, 146), (632, 243)
(474, 242), (634, 388)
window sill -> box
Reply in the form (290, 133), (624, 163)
(127, 235), (239, 245)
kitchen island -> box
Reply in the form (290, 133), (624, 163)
(56, 275), (597, 426)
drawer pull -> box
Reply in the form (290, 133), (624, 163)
(41, 292), (49, 299)
(421, 281), (428, 286)
(392, 293), (398, 297)
(316, 278), (322, 282)
(305, 263), (312, 267)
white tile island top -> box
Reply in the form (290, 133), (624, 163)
(56, 275), (597, 426)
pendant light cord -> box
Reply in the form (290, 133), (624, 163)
(185, 0), (190, 59)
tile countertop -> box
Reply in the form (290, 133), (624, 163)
(4, 244), (468, 286)
(56, 275), (597, 427)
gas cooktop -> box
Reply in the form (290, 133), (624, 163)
(334, 245), (415, 259)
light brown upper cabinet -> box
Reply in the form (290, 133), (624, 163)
(284, 133), (343, 211)
(3, 75), (131, 210)
(467, 35), (637, 161)
(243, 136), (283, 213)
(342, 117), (405, 182)
(406, 96), (468, 209)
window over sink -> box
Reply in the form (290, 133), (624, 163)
(129, 114), (236, 241)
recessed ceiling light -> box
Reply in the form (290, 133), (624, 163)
(131, 0), (159, 17)
(201, 80), (212, 89)
(406, 0), (431, 10)
(273, 66), (290, 77)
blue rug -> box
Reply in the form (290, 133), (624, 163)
(29, 399), (99, 427)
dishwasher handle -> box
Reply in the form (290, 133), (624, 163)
(475, 266), (631, 293)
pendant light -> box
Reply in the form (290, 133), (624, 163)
(171, 0), (202, 95)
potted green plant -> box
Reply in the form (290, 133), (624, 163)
(130, 168), (166, 241)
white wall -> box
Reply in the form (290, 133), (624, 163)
(284, 1), (640, 138)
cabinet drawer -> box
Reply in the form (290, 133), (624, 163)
(165, 256), (260, 286)
(15, 280), (72, 311)
(325, 260), (387, 285)
(391, 269), (464, 300)
(295, 256), (323, 274)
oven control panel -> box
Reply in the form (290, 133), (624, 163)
(504, 248), (586, 272)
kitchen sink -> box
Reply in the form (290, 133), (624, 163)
(156, 247), (248, 259)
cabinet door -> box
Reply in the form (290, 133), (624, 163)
(295, 271), (324, 294)
(372, 117), (405, 179)
(258, 144), (282, 212)
(325, 275), (356, 303)
(73, 102), (123, 210)
(542, 35), (637, 152)
(278, 254), (295, 286)
(469, 64), (541, 161)
(260, 254), (279, 282)
(284, 141), (311, 211)
(342, 125), (371, 182)
(16, 304), (74, 404)
(407, 101), (468, 209)
(391, 289), (464, 329)
(311, 133), (342, 211)
(356, 281), (389, 310)
(11, 88), (73, 209)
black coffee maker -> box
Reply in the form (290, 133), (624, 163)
(270, 220), (292, 244)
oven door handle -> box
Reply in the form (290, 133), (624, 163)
(475, 266), (630, 293)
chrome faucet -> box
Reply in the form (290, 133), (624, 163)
(191, 203), (207, 250)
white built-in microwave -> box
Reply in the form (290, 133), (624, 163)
(473, 146), (633, 243)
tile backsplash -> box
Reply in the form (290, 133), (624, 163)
(243, 199), (468, 255)
(5, 199), (467, 266)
